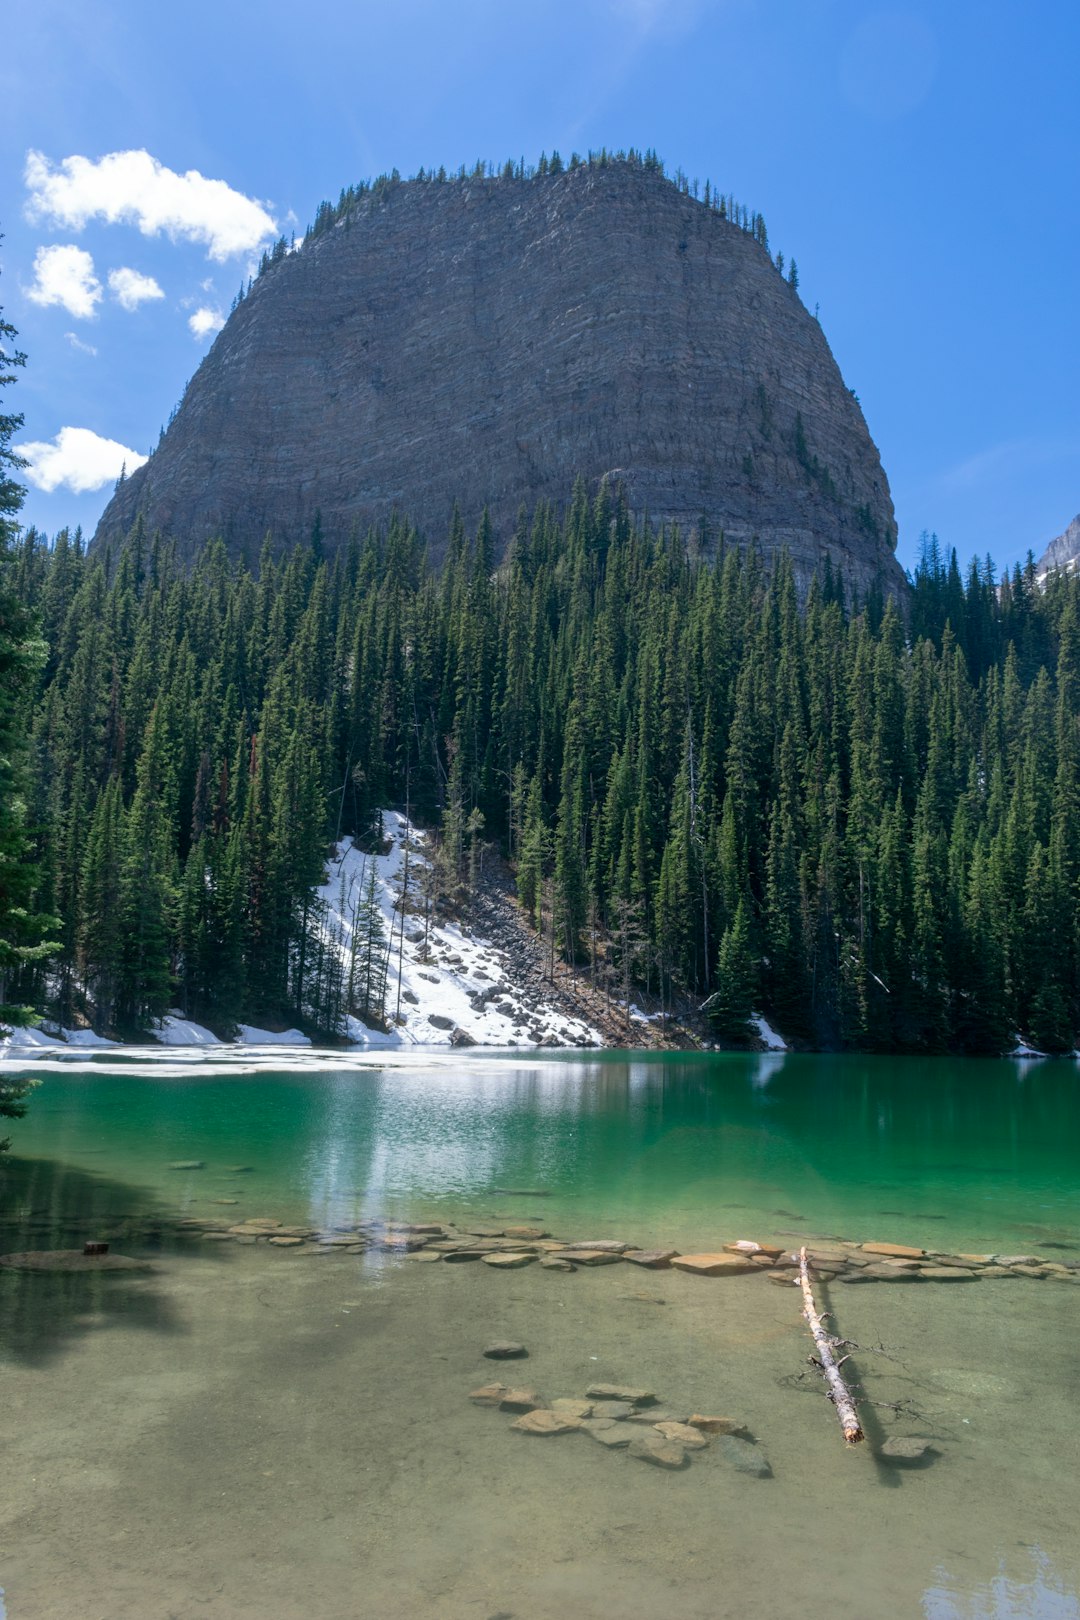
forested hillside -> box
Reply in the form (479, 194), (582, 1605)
(9, 484), (1080, 1053)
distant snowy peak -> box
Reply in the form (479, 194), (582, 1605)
(1035, 513), (1080, 584)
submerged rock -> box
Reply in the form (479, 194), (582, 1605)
(562, 1240), (631, 1253)
(481, 1252), (536, 1269)
(654, 1421), (709, 1451)
(581, 1418), (632, 1448)
(591, 1400), (636, 1420)
(498, 1388), (545, 1413)
(551, 1398), (594, 1420)
(670, 1253), (758, 1277)
(483, 1342), (529, 1359)
(625, 1409), (686, 1426)
(627, 1433), (687, 1470)
(585, 1384), (657, 1404)
(168, 1160), (205, 1170)
(839, 1265), (923, 1283)
(860, 1242), (925, 1259)
(0, 1249), (153, 1273)
(469, 1383), (510, 1407)
(718, 1436), (772, 1477)
(880, 1437), (935, 1463)
(623, 1249), (679, 1268)
(687, 1415), (746, 1435)
(510, 1409), (581, 1435)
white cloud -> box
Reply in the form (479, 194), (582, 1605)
(65, 332), (98, 356)
(108, 266), (164, 311)
(25, 148), (277, 262)
(188, 305), (225, 340)
(608, 0), (702, 37)
(26, 243), (102, 318)
(16, 426), (147, 494)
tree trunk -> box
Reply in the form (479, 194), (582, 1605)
(798, 1246), (864, 1445)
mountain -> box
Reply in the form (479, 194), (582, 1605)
(1036, 513), (1080, 582)
(93, 155), (903, 599)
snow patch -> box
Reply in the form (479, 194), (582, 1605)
(61, 1027), (120, 1047)
(155, 1012), (223, 1047)
(319, 811), (602, 1050)
(1, 1024), (68, 1051)
(751, 1013), (789, 1052)
(235, 1024), (312, 1047)
(627, 1004), (664, 1024)
(1010, 1037), (1048, 1059)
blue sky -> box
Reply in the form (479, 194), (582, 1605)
(4, 0), (1078, 573)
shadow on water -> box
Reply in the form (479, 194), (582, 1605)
(0, 1154), (229, 1368)
(815, 1277), (947, 1490)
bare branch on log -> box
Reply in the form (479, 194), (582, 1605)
(798, 1245), (864, 1445)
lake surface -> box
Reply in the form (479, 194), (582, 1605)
(1, 1050), (1078, 1619)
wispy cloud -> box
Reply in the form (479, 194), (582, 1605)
(935, 437), (1075, 496)
(25, 148), (277, 261)
(65, 331), (98, 356)
(608, 0), (703, 38)
(108, 266), (164, 311)
(188, 305), (225, 341)
(25, 243), (102, 318)
(16, 425), (147, 493)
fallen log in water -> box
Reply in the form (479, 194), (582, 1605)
(798, 1245), (864, 1446)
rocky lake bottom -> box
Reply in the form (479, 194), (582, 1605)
(0, 1051), (1078, 1618)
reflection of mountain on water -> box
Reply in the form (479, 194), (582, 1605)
(924, 1547), (1080, 1619)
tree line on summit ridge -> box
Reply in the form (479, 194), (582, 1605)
(239, 147), (798, 307)
(7, 481), (1080, 1057)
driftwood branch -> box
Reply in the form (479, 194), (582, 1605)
(798, 1245), (864, 1446)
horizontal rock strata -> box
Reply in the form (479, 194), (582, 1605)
(93, 164), (903, 604)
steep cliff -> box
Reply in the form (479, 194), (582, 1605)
(94, 160), (904, 598)
(1036, 513), (1080, 582)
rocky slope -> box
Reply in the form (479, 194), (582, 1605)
(95, 161), (904, 598)
(1035, 513), (1080, 582)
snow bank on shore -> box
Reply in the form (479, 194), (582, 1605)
(751, 1013), (789, 1052)
(156, 1012), (221, 1047)
(236, 1024), (311, 1047)
(319, 812), (602, 1051)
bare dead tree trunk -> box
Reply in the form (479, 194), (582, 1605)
(798, 1246), (864, 1446)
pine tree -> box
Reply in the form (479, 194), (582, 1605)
(703, 899), (757, 1043)
(0, 292), (57, 1044)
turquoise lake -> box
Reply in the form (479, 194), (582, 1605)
(1, 1050), (1078, 1620)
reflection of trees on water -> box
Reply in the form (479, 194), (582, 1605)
(0, 1155), (217, 1366)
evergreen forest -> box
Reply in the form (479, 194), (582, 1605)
(7, 483), (1080, 1057)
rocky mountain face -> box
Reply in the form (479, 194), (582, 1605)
(1036, 513), (1080, 582)
(94, 161), (904, 600)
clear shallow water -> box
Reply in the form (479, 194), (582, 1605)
(1, 1050), (1079, 1620)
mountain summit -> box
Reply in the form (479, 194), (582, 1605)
(94, 155), (903, 598)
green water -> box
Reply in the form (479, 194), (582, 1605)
(2, 1050), (1079, 1620)
(4, 1051), (1079, 1252)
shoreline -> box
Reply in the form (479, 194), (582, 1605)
(3, 1034), (1075, 1070)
